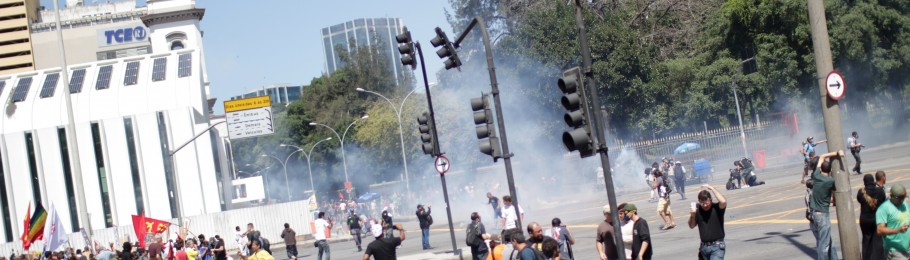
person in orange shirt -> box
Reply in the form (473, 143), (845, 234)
(487, 234), (504, 260)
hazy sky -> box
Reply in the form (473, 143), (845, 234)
(41, 0), (452, 114)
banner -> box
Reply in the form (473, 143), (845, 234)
(131, 214), (171, 248)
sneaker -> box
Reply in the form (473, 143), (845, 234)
(658, 225), (666, 230)
(667, 224), (677, 229)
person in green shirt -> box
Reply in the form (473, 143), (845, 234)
(876, 183), (910, 259)
(809, 151), (843, 260)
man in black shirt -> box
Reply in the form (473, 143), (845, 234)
(349, 209), (365, 252)
(623, 203), (652, 260)
(364, 223), (405, 260)
(212, 235), (227, 260)
(688, 185), (727, 260)
(487, 193), (502, 227)
(416, 205), (432, 250)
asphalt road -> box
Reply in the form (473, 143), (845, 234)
(268, 142), (910, 260)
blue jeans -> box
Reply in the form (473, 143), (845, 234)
(699, 244), (725, 260)
(317, 240), (330, 260)
(422, 228), (431, 249)
(811, 211), (838, 260)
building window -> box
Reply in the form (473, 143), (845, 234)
(0, 149), (12, 241)
(170, 41), (184, 51)
(152, 57), (167, 82)
(25, 133), (41, 204)
(96, 65), (113, 90)
(90, 123), (114, 228)
(178, 53), (191, 78)
(39, 73), (60, 98)
(124, 61), (140, 86)
(209, 131), (225, 210)
(69, 69), (86, 94)
(124, 118), (144, 214)
(157, 112), (178, 218)
(12, 77), (32, 102)
(57, 128), (80, 232)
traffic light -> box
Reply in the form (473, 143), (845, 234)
(471, 93), (501, 161)
(417, 112), (437, 155)
(396, 26), (416, 69)
(558, 67), (595, 158)
(431, 27), (462, 70)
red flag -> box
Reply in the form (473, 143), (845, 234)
(131, 214), (171, 248)
(20, 204), (30, 250)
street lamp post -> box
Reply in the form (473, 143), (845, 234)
(355, 87), (420, 200)
(262, 153), (293, 202)
(731, 57), (756, 159)
(309, 115), (368, 183)
(282, 137), (333, 203)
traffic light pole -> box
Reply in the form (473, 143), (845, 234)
(806, 0), (859, 258)
(453, 17), (522, 231)
(572, 1), (625, 259)
(416, 42), (462, 259)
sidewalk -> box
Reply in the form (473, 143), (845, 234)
(398, 248), (472, 260)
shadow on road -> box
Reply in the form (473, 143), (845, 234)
(743, 229), (815, 258)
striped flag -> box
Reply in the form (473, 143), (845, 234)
(42, 203), (67, 252)
(25, 202), (47, 244)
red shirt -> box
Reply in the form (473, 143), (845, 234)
(175, 250), (188, 260)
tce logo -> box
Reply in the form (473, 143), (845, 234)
(104, 26), (147, 44)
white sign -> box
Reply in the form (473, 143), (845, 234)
(97, 24), (148, 47)
(435, 155), (450, 174)
(226, 107), (274, 139)
(825, 71), (846, 100)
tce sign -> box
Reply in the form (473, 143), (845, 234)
(98, 25), (148, 47)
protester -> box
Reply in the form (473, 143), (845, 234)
(688, 185), (727, 260)
(858, 174), (886, 260)
(487, 234), (504, 260)
(673, 161), (687, 200)
(501, 196), (524, 231)
(848, 131), (864, 174)
(281, 223), (297, 259)
(652, 170), (677, 230)
(212, 235), (227, 260)
(526, 222), (544, 251)
(801, 136), (827, 184)
(315, 212), (332, 260)
(349, 209), (365, 252)
(509, 229), (538, 260)
(238, 240), (273, 260)
(364, 223), (406, 260)
(596, 205), (619, 260)
(417, 205), (433, 250)
(488, 193), (503, 228)
(877, 171), (888, 188)
(235, 226), (247, 257)
(541, 237), (561, 260)
(122, 242), (136, 260)
(381, 210), (394, 239)
(618, 203), (634, 260)
(149, 237), (163, 260)
(809, 151), (843, 260)
(876, 183), (910, 259)
(468, 212), (490, 260)
(625, 203), (652, 260)
(548, 218), (574, 260)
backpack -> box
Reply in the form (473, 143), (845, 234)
(465, 222), (481, 247)
(511, 246), (545, 260)
(427, 214), (434, 226)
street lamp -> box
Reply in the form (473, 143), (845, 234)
(731, 57), (756, 159)
(261, 153), (292, 202)
(309, 115), (369, 183)
(356, 87), (421, 200)
(281, 137), (333, 203)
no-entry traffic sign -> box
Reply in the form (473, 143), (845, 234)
(435, 155), (450, 174)
(825, 71), (846, 101)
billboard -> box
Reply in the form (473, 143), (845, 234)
(97, 24), (149, 47)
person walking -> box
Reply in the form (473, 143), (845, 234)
(314, 212), (332, 260)
(548, 218), (574, 260)
(618, 203), (634, 260)
(688, 185), (727, 260)
(349, 209), (365, 252)
(848, 131), (865, 174)
(809, 151), (842, 260)
(858, 174), (886, 260)
(467, 212), (489, 260)
(363, 223), (406, 260)
(596, 205), (619, 260)
(877, 184), (910, 259)
(281, 223), (297, 259)
(501, 196), (524, 231)
(624, 204), (652, 260)
(673, 161), (687, 200)
(416, 205), (433, 250)
(652, 170), (676, 230)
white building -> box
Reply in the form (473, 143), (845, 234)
(0, 0), (224, 243)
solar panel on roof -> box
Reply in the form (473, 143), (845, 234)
(178, 53), (192, 78)
(39, 73), (60, 98)
(69, 69), (86, 93)
(96, 65), (113, 90)
(124, 61), (140, 86)
(152, 57), (167, 82)
(12, 77), (32, 102)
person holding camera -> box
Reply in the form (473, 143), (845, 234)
(688, 185), (727, 260)
(363, 223), (405, 260)
(848, 131), (865, 175)
(728, 164), (742, 190)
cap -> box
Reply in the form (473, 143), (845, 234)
(807, 136), (814, 142)
(623, 203), (638, 212)
(892, 184), (907, 197)
(371, 224), (383, 238)
(676, 161), (682, 165)
(490, 234), (501, 243)
(602, 204), (612, 214)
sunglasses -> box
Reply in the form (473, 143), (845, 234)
(894, 195), (906, 200)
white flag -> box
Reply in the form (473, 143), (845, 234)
(42, 203), (68, 252)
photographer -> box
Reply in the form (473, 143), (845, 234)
(728, 163), (742, 190)
(848, 131), (864, 175)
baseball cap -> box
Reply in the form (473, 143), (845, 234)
(602, 204), (612, 214)
(892, 184), (907, 197)
(623, 203), (637, 212)
(371, 223), (383, 238)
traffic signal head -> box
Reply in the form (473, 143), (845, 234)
(396, 27), (416, 68)
(431, 27), (462, 70)
(417, 112), (437, 155)
(558, 68), (595, 158)
(470, 94), (501, 160)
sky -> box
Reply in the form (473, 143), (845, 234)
(41, 0), (452, 114)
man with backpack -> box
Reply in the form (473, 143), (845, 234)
(243, 224), (270, 255)
(510, 229), (545, 260)
(672, 161), (687, 200)
(348, 209), (364, 252)
(652, 170), (676, 230)
(467, 212), (489, 260)
(548, 218), (574, 260)
(416, 205), (433, 250)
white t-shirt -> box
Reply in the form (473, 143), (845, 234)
(314, 218), (330, 240)
(621, 220), (634, 259)
(339, 202), (347, 212)
(501, 204), (524, 229)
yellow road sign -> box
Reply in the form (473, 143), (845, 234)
(224, 95), (271, 112)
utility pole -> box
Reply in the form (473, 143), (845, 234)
(806, 0), (859, 259)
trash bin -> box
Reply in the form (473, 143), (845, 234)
(753, 150), (766, 169)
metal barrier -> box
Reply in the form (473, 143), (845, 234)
(0, 200), (313, 254)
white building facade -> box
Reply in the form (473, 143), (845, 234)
(0, 0), (223, 243)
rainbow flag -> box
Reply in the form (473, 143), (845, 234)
(24, 203), (46, 244)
